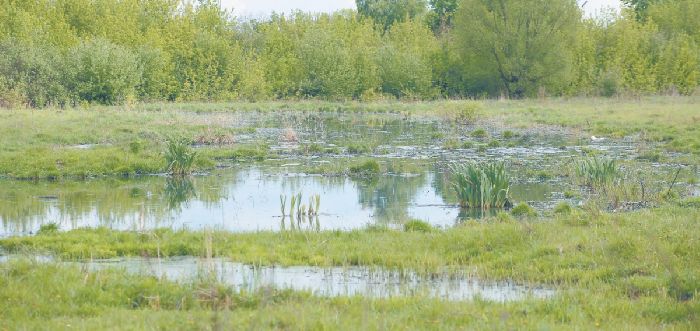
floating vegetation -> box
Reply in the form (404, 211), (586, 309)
(164, 139), (197, 176)
(575, 157), (620, 191)
(450, 162), (511, 209)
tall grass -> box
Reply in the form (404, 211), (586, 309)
(450, 162), (510, 209)
(165, 139), (197, 176)
(575, 157), (620, 191)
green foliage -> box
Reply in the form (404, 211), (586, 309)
(427, 0), (458, 34)
(403, 219), (433, 232)
(356, 0), (428, 31)
(349, 160), (381, 176)
(378, 20), (437, 98)
(554, 202), (573, 215)
(164, 139), (197, 176)
(0, 0), (698, 105)
(452, 0), (581, 97)
(510, 202), (537, 218)
(65, 38), (141, 104)
(37, 223), (59, 235)
(575, 158), (620, 191)
(0, 39), (69, 107)
(450, 162), (510, 209)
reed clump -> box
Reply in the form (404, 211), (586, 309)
(165, 139), (197, 176)
(450, 162), (511, 209)
(575, 157), (620, 191)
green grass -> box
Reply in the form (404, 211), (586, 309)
(2, 260), (696, 330)
(164, 139), (197, 176)
(450, 162), (511, 209)
(0, 96), (698, 179)
(575, 157), (620, 191)
(1, 205), (699, 329)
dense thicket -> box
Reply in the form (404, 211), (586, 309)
(0, 0), (698, 107)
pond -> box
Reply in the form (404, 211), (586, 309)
(0, 165), (570, 237)
(1, 111), (693, 237)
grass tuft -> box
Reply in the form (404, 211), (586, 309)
(450, 162), (511, 209)
(165, 139), (197, 176)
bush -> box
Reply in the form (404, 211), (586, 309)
(0, 39), (69, 107)
(64, 38), (141, 104)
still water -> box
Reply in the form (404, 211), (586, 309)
(0, 166), (566, 237)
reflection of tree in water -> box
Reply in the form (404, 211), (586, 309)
(354, 174), (426, 224)
(431, 165), (459, 205)
(164, 177), (197, 211)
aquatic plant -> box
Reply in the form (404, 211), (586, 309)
(165, 139), (197, 176)
(450, 162), (511, 209)
(404, 220), (433, 232)
(575, 157), (619, 191)
(511, 203), (537, 217)
(280, 195), (287, 216)
(553, 202), (573, 215)
(471, 128), (487, 138)
(349, 160), (380, 176)
(37, 223), (59, 235)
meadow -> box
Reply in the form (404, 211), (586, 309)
(0, 97), (699, 329)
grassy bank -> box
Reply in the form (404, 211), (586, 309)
(2, 204), (699, 329)
(3, 206), (699, 289)
(1, 97), (698, 179)
(3, 260), (696, 330)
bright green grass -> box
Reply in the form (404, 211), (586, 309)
(2, 205), (699, 329)
(3, 206), (699, 287)
(3, 260), (696, 330)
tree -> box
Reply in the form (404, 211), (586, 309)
(621, 0), (657, 22)
(356, 0), (428, 31)
(427, 0), (458, 34)
(452, 0), (581, 98)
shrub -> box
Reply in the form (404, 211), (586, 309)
(450, 162), (511, 209)
(64, 38), (141, 104)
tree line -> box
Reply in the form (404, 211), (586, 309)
(0, 0), (698, 107)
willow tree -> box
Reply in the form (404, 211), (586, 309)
(452, 0), (581, 98)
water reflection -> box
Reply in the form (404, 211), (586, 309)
(84, 257), (555, 302)
(0, 166), (567, 237)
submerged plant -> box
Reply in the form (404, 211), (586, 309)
(165, 139), (197, 176)
(575, 157), (620, 191)
(450, 162), (511, 209)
